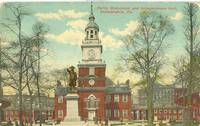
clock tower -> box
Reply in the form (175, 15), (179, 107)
(78, 2), (106, 121)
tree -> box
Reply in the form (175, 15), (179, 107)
(122, 11), (174, 126)
(173, 57), (189, 125)
(0, 36), (4, 126)
(31, 22), (48, 126)
(182, 3), (200, 126)
(0, 4), (30, 126)
(0, 4), (48, 126)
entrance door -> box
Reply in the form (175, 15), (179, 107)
(88, 110), (96, 120)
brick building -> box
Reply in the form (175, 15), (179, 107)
(54, 4), (132, 122)
(105, 84), (132, 121)
(3, 94), (54, 123)
(133, 83), (183, 121)
(174, 88), (200, 121)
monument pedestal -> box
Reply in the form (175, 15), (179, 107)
(61, 92), (83, 126)
(64, 93), (81, 121)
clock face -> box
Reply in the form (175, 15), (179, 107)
(89, 79), (95, 86)
(88, 49), (95, 60)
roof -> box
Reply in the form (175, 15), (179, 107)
(85, 3), (99, 31)
(55, 81), (131, 95)
(105, 84), (131, 94)
(85, 21), (99, 31)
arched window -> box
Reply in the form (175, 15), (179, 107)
(88, 96), (95, 108)
(86, 95), (99, 109)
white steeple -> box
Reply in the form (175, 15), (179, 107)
(80, 2), (103, 64)
(85, 1), (99, 41)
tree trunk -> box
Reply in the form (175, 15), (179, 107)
(147, 75), (153, 126)
(30, 94), (33, 126)
(18, 15), (24, 126)
(36, 41), (42, 126)
(185, 3), (194, 126)
(0, 38), (3, 125)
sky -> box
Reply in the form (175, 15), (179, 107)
(1, 2), (200, 94)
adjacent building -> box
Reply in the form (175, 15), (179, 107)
(3, 94), (54, 123)
(174, 88), (200, 121)
(133, 83), (183, 121)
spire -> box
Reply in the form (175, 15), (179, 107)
(89, 1), (95, 21)
(85, 1), (99, 31)
(91, 1), (93, 15)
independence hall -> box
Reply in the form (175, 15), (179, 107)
(54, 4), (132, 122)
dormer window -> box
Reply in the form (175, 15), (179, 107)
(91, 30), (93, 33)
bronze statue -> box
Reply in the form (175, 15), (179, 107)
(67, 66), (77, 89)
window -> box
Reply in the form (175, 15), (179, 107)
(90, 30), (93, 33)
(90, 35), (93, 38)
(95, 101), (99, 108)
(58, 110), (63, 118)
(164, 109), (167, 113)
(106, 95), (111, 103)
(106, 109), (111, 117)
(122, 94), (128, 102)
(122, 109), (128, 117)
(114, 95), (119, 102)
(95, 31), (97, 35)
(89, 67), (95, 75)
(87, 31), (89, 37)
(114, 109), (119, 117)
(154, 109), (157, 113)
(88, 96), (95, 108)
(58, 96), (63, 103)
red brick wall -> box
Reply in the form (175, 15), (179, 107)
(78, 92), (105, 120)
(79, 79), (105, 87)
(78, 68), (89, 77)
(95, 68), (105, 77)
(105, 93), (132, 120)
(54, 95), (66, 121)
(78, 66), (106, 87)
(78, 67), (105, 77)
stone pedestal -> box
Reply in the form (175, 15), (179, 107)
(64, 93), (81, 121)
(61, 92), (83, 126)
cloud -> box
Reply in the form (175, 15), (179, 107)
(170, 12), (183, 21)
(45, 29), (84, 46)
(109, 20), (138, 36)
(0, 2), (3, 8)
(35, 9), (89, 21)
(46, 30), (123, 49)
(46, 16), (123, 49)
(196, 2), (200, 8)
(100, 32), (123, 49)
(66, 19), (87, 30)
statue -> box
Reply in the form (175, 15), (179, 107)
(67, 66), (77, 90)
